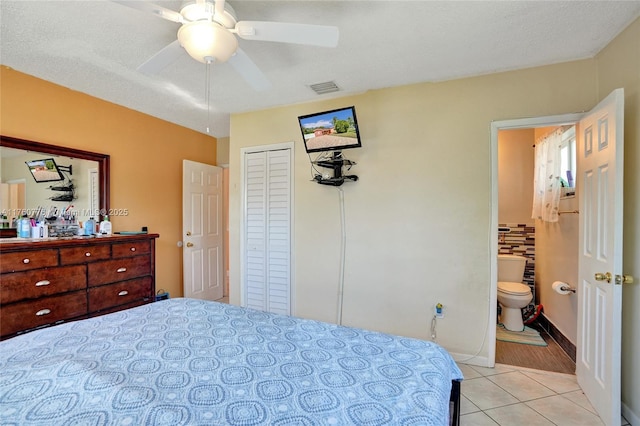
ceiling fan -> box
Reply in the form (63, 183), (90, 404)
(114, 0), (339, 91)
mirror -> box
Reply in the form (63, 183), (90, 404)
(0, 135), (110, 227)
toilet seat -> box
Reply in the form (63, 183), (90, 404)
(497, 281), (530, 295)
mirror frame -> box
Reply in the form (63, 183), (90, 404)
(1, 135), (110, 218)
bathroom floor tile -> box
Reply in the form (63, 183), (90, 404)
(460, 377), (519, 410)
(487, 371), (556, 401)
(484, 403), (555, 425)
(460, 411), (500, 425)
(519, 369), (581, 394)
(525, 395), (604, 425)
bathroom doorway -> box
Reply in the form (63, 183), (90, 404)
(496, 125), (578, 375)
(491, 90), (627, 426)
(489, 112), (584, 374)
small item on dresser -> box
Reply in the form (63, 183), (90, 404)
(18, 215), (31, 238)
(85, 217), (95, 236)
(99, 215), (112, 235)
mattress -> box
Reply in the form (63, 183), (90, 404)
(0, 298), (463, 425)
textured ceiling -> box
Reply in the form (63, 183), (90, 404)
(2, 1), (639, 138)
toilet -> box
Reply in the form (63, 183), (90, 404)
(497, 254), (532, 331)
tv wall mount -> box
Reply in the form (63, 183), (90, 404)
(312, 151), (358, 186)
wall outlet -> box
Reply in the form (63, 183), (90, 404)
(435, 303), (444, 319)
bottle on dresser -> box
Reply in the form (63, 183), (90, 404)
(99, 215), (112, 235)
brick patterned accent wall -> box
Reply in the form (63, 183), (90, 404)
(498, 223), (535, 308)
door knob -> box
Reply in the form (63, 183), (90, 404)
(615, 274), (634, 285)
(594, 272), (612, 283)
(186, 242), (194, 247)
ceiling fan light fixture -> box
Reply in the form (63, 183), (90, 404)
(180, 2), (213, 22)
(177, 21), (238, 63)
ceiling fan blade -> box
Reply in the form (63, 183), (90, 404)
(235, 21), (339, 47)
(137, 40), (186, 74)
(227, 48), (271, 91)
(111, 0), (183, 23)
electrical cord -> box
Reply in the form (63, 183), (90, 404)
(336, 186), (346, 325)
(431, 315), (438, 343)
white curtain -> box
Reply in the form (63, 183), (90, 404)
(532, 129), (563, 222)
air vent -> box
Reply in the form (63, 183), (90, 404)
(309, 81), (340, 95)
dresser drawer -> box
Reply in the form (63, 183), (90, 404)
(0, 291), (87, 337)
(90, 299), (152, 318)
(60, 244), (111, 265)
(87, 256), (151, 287)
(1, 265), (86, 304)
(88, 277), (152, 313)
(112, 240), (150, 258)
(0, 249), (58, 273)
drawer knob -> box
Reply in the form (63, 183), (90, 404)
(35, 280), (51, 287)
(117, 267), (127, 273)
(85, 252), (91, 257)
(36, 309), (51, 316)
(23, 258), (30, 264)
(130, 247), (136, 252)
(118, 290), (129, 296)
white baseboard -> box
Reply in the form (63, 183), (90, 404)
(622, 402), (638, 425)
(448, 352), (490, 368)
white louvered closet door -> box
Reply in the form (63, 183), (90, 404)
(244, 148), (291, 315)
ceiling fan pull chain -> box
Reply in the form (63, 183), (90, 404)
(205, 59), (213, 134)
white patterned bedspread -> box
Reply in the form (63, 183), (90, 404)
(0, 298), (462, 425)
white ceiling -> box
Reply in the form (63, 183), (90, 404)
(2, 1), (639, 138)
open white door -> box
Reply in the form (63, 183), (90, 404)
(576, 88), (626, 426)
(183, 160), (223, 301)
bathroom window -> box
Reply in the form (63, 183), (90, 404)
(560, 126), (576, 194)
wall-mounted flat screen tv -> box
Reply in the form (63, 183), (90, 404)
(298, 106), (362, 153)
(25, 158), (65, 183)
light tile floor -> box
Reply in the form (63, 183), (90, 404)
(457, 362), (630, 426)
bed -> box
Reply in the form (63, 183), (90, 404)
(0, 298), (463, 425)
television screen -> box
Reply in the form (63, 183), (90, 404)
(298, 106), (362, 153)
(25, 158), (65, 183)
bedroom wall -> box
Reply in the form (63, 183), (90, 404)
(228, 59), (598, 364)
(229, 17), (639, 414)
(595, 17), (640, 423)
(0, 67), (218, 299)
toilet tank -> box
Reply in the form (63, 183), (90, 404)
(497, 254), (527, 282)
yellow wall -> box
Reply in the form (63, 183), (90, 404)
(230, 59), (597, 356)
(497, 128), (534, 224)
(0, 67), (217, 299)
(230, 17), (640, 417)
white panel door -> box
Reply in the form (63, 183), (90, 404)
(183, 160), (223, 301)
(576, 88), (624, 426)
(243, 148), (291, 315)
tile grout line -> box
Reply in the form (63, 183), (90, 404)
(459, 362), (607, 425)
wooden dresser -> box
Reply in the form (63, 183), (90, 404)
(0, 234), (158, 339)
